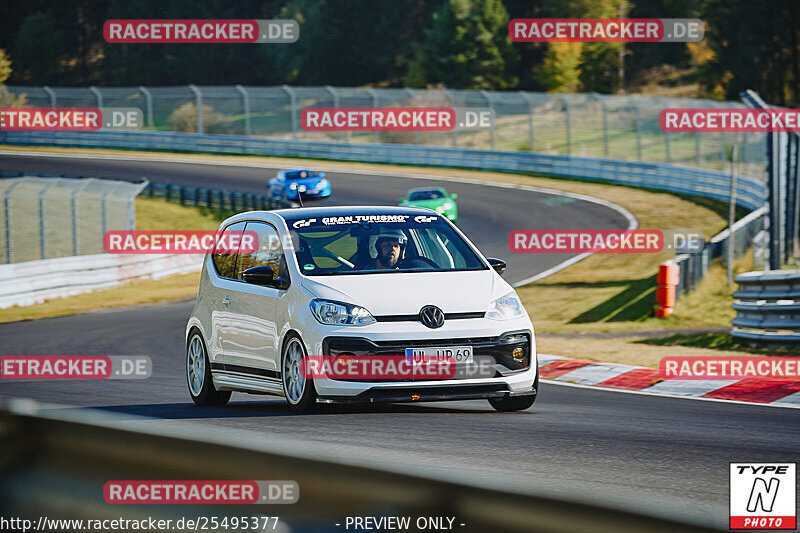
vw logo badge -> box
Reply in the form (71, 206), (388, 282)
(419, 305), (445, 329)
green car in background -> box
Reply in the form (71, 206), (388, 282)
(399, 187), (458, 222)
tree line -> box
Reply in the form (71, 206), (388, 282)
(0, 0), (798, 105)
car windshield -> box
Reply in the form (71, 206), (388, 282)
(285, 170), (321, 180)
(409, 189), (445, 201)
(287, 213), (486, 275)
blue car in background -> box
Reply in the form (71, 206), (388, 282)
(268, 169), (331, 202)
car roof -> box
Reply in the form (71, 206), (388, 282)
(273, 205), (438, 220)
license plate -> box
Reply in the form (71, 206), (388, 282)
(405, 346), (473, 365)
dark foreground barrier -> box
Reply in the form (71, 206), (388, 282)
(0, 398), (721, 532)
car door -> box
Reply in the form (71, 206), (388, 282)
(221, 220), (286, 375)
(209, 221), (247, 366)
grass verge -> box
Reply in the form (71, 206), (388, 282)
(637, 332), (797, 356)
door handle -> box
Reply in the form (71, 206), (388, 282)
(222, 297), (231, 305)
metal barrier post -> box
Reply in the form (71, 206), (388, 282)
(768, 130), (781, 269)
(659, 98), (671, 163)
(70, 182), (91, 256)
(325, 86), (342, 142)
(444, 89), (458, 147)
(694, 101), (702, 166)
(559, 95), (571, 155)
(631, 96), (642, 160)
(188, 85), (203, 134)
(89, 86), (103, 109)
(235, 85), (251, 136)
(3, 183), (22, 264)
(138, 86), (154, 128)
(38, 183), (56, 260)
(595, 93), (609, 157)
(366, 88), (380, 143)
(101, 193), (109, 243)
(481, 90), (495, 150)
(43, 86), (56, 107)
(281, 85), (297, 138)
(406, 88), (420, 144)
(727, 146), (738, 284)
(793, 133), (800, 259)
(519, 91), (534, 151)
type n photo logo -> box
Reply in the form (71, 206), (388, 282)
(730, 463), (796, 530)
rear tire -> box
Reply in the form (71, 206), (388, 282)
(489, 395), (536, 412)
(281, 334), (318, 413)
(186, 330), (231, 406)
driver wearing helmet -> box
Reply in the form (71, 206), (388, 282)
(370, 228), (407, 270)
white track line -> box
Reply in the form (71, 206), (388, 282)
(0, 148), (638, 287)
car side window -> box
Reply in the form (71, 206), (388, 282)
(237, 221), (285, 280)
(211, 221), (247, 279)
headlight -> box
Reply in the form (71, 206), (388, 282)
(289, 183), (298, 190)
(310, 299), (376, 326)
(487, 292), (525, 320)
(443, 202), (453, 210)
(435, 206), (445, 213)
(320, 179), (329, 187)
(298, 185), (307, 192)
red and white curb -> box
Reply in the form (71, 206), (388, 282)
(537, 354), (800, 408)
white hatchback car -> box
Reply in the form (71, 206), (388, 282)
(185, 206), (538, 412)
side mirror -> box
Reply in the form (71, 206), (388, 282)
(319, 172), (326, 177)
(243, 266), (290, 290)
(451, 193), (458, 199)
(487, 257), (506, 275)
(399, 197), (406, 204)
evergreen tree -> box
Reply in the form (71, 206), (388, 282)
(410, 0), (518, 89)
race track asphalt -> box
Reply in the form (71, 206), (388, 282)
(0, 150), (797, 529)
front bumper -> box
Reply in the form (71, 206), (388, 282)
(323, 331), (532, 379)
(317, 383), (537, 404)
(304, 323), (537, 398)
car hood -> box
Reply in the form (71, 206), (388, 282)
(300, 269), (506, 315)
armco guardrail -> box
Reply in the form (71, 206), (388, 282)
(1, 170), (293, 213)
(143, 181), (292, 211)
(0, 398), (721, 532)
(0, 252), (204, 308)
(0, 130), (768, 210)
(732, 269), (800, 342)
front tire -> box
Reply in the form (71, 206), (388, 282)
(281, 334), (318, 413)
(186, 330), (231, 406)
(489, 395), (536, 412)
